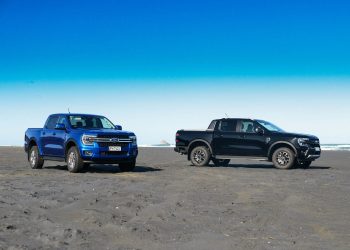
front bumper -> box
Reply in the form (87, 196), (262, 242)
(79, 143), (138, 163)
(298, 145), (321, 161)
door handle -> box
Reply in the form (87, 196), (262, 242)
(53, 133), (56, 136)
(42, 132), (46, 135)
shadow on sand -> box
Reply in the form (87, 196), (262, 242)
(44, 164), (162, 173)
(207, 164), (331, 170)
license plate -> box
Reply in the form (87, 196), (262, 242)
(315, 147), (320, 152)
(109, 146), (121, 151)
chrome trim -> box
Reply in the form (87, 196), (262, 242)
(92, 138), (132, 143)
(306, 155), (321, 159)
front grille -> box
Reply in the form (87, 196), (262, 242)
(307, 139), (320, 146)
(98, 142), (130, 148)
(97, 134), (130, 139)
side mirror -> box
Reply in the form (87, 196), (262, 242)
(255, 127), (264, 135)
(115, 125), (122, 130)
(55, 123), (66, 130)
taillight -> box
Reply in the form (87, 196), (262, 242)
(176, 133), (180, 137)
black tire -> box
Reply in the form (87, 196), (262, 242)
(28, 146), (44, 169)
(272, 147), (295, 169)
(119, 160), (136, 172)
(66, 147), (84, 173)
(190, 146), (211, 166)
(212, 158), (230, 167)
(297, 161), (312, 168)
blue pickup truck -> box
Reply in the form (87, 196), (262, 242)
(24, 114), (138, 173)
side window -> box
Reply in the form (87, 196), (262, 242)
(208, 120), (217, 130)
(46, 116), (59, 129)
(219, 120), (237, 132)
(239, 120), (255, 133)
(57, 116), (67, 125)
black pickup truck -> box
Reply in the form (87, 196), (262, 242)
(175, 118), (321, 169)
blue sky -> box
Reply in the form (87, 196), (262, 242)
(0, 0), (350, 145)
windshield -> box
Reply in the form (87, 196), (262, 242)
(68, 115), (115, 129)
(256, 120), (285, 132)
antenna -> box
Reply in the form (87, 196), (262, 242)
(68, 108), (71, 114)
(225, 113), (229, 118)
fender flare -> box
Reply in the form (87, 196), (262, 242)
(188, 139), (213, 154)
(268, 141), (298, 158)
(64, 138), (79, 158)
(27, 137), (43, 155)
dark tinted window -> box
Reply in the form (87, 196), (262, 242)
(207, 120), (217, 130)
(239, 120), (256, 133)
(219, 120), (237, 132)
(46, 116), (59, 129)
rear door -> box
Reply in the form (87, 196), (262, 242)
(212, 119), (242, 156)
(41, 115), (59, 156)
(51, 116), (67, 157)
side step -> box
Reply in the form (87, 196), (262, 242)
(213, 155), (269, 161)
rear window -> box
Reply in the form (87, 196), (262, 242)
(218, 120), (237, 132)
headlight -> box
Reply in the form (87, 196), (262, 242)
(82, 135), (97, 146)
(297, 138), (309, 146)
(129, 135), (137, 146)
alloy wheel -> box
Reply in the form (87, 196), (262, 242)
(30, 150), (36, 167)
(68, 152), (76, 170)
(276, 151), (290, 166)
(193, 149), (206, 164)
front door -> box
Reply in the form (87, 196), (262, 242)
(234, 120), (267, 156)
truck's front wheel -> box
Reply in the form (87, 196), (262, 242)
(190, 146), (211, 166)
(272, 147), (295, 169)
(67, 147), (84, 173)
(28, 146), (44, 169)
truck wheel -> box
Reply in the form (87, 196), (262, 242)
(212, 158), (230, 167)
(67, 147), (84, 173)
(119, 160), (136, 172)
(28, 146), (44, 169)
(272, 147), (295, 169)
(190, 146), (211, 166)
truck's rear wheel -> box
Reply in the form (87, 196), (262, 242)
(272, 147), (295, 169)
(67, 147), (84, 173)
(190, 146), (211, 166)
(212, 158), (230, 167)
(119, 160), (136, 172)
(28, 146), (44, 169)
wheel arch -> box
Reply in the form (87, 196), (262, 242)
(268, 141), (298, 160)
(65, 139), (79, 160)
(27, 138), (39, 159)
(187, 139), (212, 160)
(28, 138), (38, 149)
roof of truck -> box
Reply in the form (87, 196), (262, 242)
(50, 113), (105, 116)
